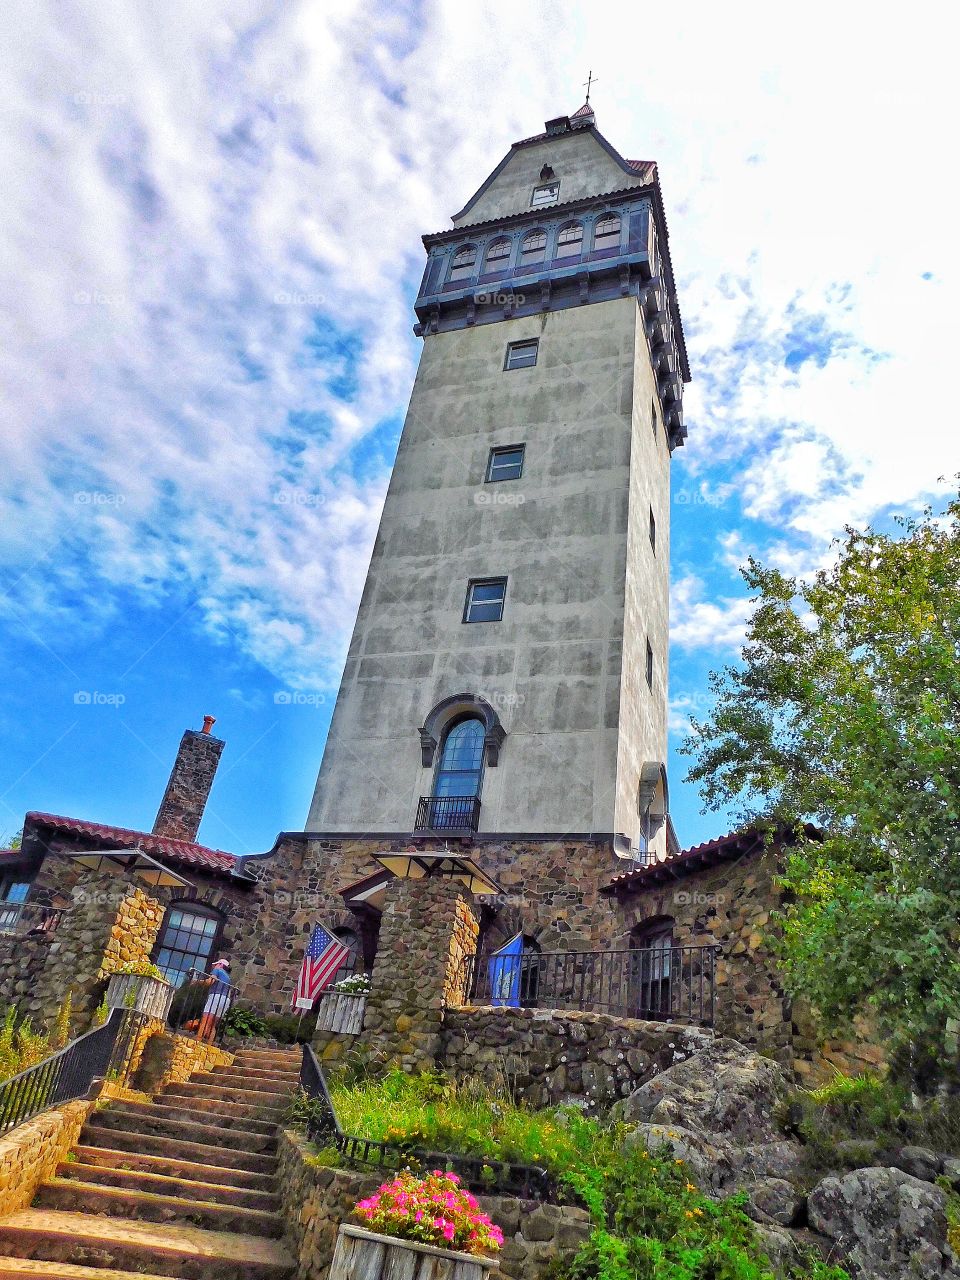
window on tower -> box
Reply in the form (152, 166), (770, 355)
(593, 213), (621, 252)
(646, 639), (654, 690)
(554, 222), (583, 260)
(483, 238), (511, 271)
(504, 338), (539, 370)
(649, 506), (656, 552)
(448, 244), (477, 281)
(486, 445), (525, 483)
(530, 181), (560, 207)
(519, 230), (547, 268)
(464, 578), (507, 623)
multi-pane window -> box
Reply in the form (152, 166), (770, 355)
(449, 245), (477, 281)
(593, 213), (621, 251)
(651, 398), (658, 437)
(530, 181), (560, 207)
(153, 903), (222, 987)
(504, 339), (539, 370)
(434, 718), (486, 799)
(649, 506), (656, 552)
(0, 880), (31, 933)
(519, 230), (547, 266)
(464, 578), (507, 623)
(486, 445), (525, 482)
(646, 639), (654, 690)
(484, 238), (511, 270)
(554, 223), (583, 259)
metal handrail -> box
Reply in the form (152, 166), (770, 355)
(414, 795), (481, 832)
(166, 966), (239, 1047)
(298, 1044), (561, 1202)
(0, 1008), (124, 1135)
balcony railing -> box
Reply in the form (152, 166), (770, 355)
(467, 945), (720, 1027)
(0, 902), (64, 938)
(414, 794), (481, 832)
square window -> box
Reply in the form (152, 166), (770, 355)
(504, 339), (539, 371)
(486, 445), (525, 483)
(531, 181), (560, 207)
(651, 398), (658, 437)
(649, 506), (656, 552)
(646, 639), (654, 690)
(464, 578), (507, 624)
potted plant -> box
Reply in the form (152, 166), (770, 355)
(105, 959), (174, 1021)
(315, 971), (370, 1034)
(330, 1170), (502, 1280)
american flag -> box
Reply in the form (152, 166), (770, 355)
(292, 924), (350, 1010)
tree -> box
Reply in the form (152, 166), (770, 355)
(682, 490), (960, 1061)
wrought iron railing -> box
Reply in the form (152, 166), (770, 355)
(298, 1044), (561, 1201)
(0, 1008), (125, 1135)
(415, 795), (481, 832)
(0, 902), (64, 937)
(468, 944), (720, 1026)
(166, 966), (239, 1047)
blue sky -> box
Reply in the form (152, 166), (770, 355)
(1, 0), (957, 853)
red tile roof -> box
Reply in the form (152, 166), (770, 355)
(25, 812), (237, 874)
(571, 102), (595, 119)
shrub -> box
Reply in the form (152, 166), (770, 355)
(334, 972), (371, 995)
(224, 1007), (269, 1039)
(111, 959), (165, 981)
(352, 1170), (503, 1256)
(0, 1005), (59, 1082)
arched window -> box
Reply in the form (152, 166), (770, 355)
(629, 917), (676, 1020)
(484, 238), (511, 271)
(153, 902), (223, 987)
(519, 229), (547, 267)
(434, 717), (485, 799)
(554, 222), (583, 260)
(592, 213), (621, 252)
(449, 244), (477, 281)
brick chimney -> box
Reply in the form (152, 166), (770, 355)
(152, 716), (225, 843)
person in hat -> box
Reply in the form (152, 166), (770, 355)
(197, 957), (234, 1042)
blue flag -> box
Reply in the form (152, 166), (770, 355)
(488, 932), (523, 1008)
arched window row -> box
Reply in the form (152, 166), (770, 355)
(445, 213), (624, 282)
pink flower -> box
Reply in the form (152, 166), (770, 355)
(442, 1222), (455, 1241)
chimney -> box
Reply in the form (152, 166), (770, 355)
(152, 716), (225, 843)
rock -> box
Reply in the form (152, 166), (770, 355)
(625, 1123), (733, 1193)
(942, 1155), (960, 1190)
(808, 1166), (960, 1280)
(744, 1176), (803, 1226)
(894, 1144), (941, 1183)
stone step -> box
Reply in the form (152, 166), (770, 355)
(72, 1144), (276, 1191)
(35, 1179), (283, 1239)
(57, 1161), (280, 1212)
(0, 1257), (175, 1280)
(162, 1081), (291, 1113)
(0, 1210), (293, 1280)
(230, 1056), (300, 1072)
(196, 1068), (299, 1092)
(91, 1107), (277, 1154)
(80, 1125), (278, 1176)
(119, 1099), (281, 1135)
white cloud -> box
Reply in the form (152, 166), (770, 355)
(670, 575), (752, 652)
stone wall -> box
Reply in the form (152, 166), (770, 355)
(277, 1130), (591, 1280)
(361, 876), (479, 1073)
(98, 887), (165, 983)
(133, 1028), (233, 1095)
(0, 1098), (94, 1216)
(153, 725), (225, 842)
(442, 1006), (714, 1108)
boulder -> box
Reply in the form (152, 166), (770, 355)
(893, 1144), (941, 1183)
(744, 1176), (803, 1227)
(808, 1166), (960, 1280)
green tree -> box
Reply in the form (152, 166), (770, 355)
(682, 490), (960, 1061)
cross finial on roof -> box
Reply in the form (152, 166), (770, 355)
(583, 69), (598, 103)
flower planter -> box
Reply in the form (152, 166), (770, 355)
(330, 1224), (496, 1280)
(315, 991), (367, 1035)
(105, 972), (174, 1021)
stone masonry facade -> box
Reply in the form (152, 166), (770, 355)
(152, 726), (225, 842)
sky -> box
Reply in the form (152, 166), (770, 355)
(0, 0), (957, 854)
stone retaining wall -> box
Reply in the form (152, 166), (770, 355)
(441, 1006), (714, 1108)
(277, 1130), (591, 1280)
(0, 1098), (94, 1216)
(132, 1029), (233, 1094)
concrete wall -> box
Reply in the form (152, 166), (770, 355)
(308, 296), (668, 847)
(453, 127), (642, 226)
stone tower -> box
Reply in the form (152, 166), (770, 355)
(308, 103), (688, 854)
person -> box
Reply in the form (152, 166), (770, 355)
(197, 957), (234, 1042)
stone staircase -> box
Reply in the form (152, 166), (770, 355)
(0, 1046), (301, 1280)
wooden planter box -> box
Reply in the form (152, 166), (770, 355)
(315, 991), (367, 1035)
(330, 1224), (496, 1280)
(105, 972), (174, 1021)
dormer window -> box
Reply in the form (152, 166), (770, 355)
(449, 245), (477, 281)
(531, 181), (560, 208)
(593, 213), (621, 251)
(554, 222), (583, 260)
(484, 238), (511, 271)
(519, 230), (547, 266)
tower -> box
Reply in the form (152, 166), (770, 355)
(308, 102), (688, 855)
